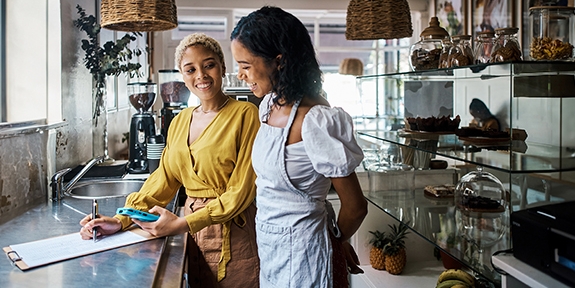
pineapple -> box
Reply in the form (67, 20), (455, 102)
(368, 230), (389, 270)
(383, 222), (410, 275)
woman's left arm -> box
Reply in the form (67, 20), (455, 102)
(331, 172), (367, 242)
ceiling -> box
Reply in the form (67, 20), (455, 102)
(175, 0), (430, 29)
(175, 0), (429, 12)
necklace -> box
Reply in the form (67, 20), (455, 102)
(199, 97), (230, 114)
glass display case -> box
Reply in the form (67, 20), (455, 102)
(354, 61), (575, 285)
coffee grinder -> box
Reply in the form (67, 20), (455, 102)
(127, 82), (157, 174)
(159, 69), (190, 139)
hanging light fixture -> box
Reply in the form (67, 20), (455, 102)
(100, 0), (178, 32)
(339, 58), (364, 76)
(345, 0), (413, 40)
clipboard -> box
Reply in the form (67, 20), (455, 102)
(3, 226), (157, 271)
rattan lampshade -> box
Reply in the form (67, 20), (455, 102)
(345, 0), (413, 40)
(339, 58), (364, 76)
(100, 0), (178, 32)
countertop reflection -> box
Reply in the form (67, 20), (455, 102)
(0, 196), (185, 288)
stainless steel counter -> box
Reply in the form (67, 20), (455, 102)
(0, 196), (186, 288)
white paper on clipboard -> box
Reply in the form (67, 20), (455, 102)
(3, 227), (156, 270)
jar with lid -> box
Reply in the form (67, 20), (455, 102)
(454, 166), (509, 248)
(409, 17), (450, 71)
(367, 162), (415, 201)
(529, 6), (575, 61)
(158, 69), (190, 106)
(447, 35), (474, 67)
(490, 27), (522, 62)
(438, 37), (453, 68)
(474, 31), (496, 64)
(366, 143), (415, 200)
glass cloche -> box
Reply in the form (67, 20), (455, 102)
(454, 166), (509, 248)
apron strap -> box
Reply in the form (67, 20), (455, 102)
(283, 99), (301, 138)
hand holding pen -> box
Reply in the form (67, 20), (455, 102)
(79, 212), (122, 241)
(92, 199), (98, 242)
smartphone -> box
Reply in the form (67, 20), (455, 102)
(116, 207), (160, 222)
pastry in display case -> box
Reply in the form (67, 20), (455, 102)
(404, 115), (461, 132)
(454, 166), (509, 248)
(475, 31), (496, 64)
(439, 37), (453, 68)
(491, 27), (523, 62)
(424, 184), (456, 198)
(354, 61), (575, 286)
(409, 17), (449, 71)
(447, 35), (474, 68)
(529, 6), (575, 61)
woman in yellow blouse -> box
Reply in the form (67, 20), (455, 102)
(79, 33), (260, 287)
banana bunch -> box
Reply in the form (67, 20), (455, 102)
(435, 269), (476, 288)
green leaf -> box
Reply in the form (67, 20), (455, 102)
(74, 4), (144, 119)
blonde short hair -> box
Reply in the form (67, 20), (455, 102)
(174, 33), (225, 72)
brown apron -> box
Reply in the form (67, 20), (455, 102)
(184, 197), (260, 288)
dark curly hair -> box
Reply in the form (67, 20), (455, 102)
(231, 6), (323, 106)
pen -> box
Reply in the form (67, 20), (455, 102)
(92, 199), (98, 242)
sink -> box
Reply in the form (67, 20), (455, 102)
(66, 179), (145, 200)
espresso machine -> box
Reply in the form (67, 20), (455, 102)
(127, 82), (157, 174)
(159, 69), (190, 139)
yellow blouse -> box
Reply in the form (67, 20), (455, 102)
(115, 97), (260, 280)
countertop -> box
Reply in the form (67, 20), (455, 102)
(0, 195), (186, 288)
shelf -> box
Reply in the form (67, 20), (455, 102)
(357, 130), (575, 173)
(357, 62), (575, 96)
(364, 191), (508, 285)
(492, 254), (571, 288)
(353, 61), (575, 288)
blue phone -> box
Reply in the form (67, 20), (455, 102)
(116, 207), (160, 222)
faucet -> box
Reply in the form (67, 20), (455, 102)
(50, 156), (105, 201)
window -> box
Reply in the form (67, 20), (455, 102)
(173, 16), (227, 41)
(296, 12), (416, 119)
(3, 0), (51, 124)
(163, 9), (420, 120)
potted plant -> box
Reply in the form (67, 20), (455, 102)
(73, 4), (143, 123)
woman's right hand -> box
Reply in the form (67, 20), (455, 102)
(79, 214), (122, 240)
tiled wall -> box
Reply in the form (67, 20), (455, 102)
(0, 113), (129, 225)
(0, 0), (137, 225)
(0, 132), (48, 225)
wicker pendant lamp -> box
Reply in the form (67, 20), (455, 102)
(100, 0), (178, 32)
(345, 0), (413, 40)
(339, 58), (364, 76)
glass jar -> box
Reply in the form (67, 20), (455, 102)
(409, 17), (450, 71)
(438, 37), (453, 68)
(158, 69), (190, 106)
(128, 82), (157, 113)
(474, 31), (496, 64)
(448, 35), (474, 67)
(529, 6), (575, 61)
(490, 27), (522, 62)
(367, 162), (415, 200)
(454, 166), (509, 248)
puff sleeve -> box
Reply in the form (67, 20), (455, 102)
(301, 105), (364, 177)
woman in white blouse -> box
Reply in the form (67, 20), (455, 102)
(230, 6), (368, 288)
